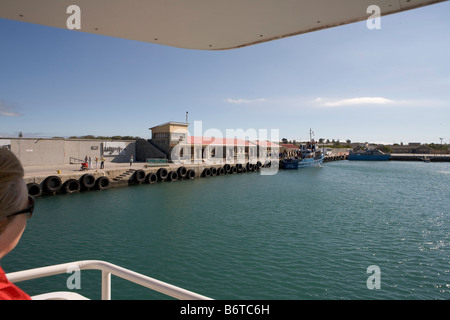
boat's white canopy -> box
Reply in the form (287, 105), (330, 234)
(0, 0), (446, 50)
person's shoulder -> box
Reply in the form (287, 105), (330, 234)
(0, 267), (31, 300)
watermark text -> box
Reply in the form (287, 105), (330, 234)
(367, 5), (381, 30)
(366, 265), (381, 289)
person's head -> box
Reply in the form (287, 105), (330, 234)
(0, 149), (31, 259)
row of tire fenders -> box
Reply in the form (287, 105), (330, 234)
(26, 161), (270, 197)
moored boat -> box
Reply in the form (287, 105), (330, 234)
(281, 153), (324, 169)
(281, 129), (324, 169)
(347, 149), (390, 161)
(281, 158), (299, 169)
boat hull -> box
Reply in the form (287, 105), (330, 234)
(282, 160), (299, 169)
(299, 156), (324, 168)
(347, 154), (390, 161)
(282, 155), (324, 169)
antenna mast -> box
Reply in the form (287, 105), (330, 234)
(309, 128), (314, 142)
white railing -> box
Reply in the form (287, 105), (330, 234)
(7, 260), (212, 300)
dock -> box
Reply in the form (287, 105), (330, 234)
(31, 151), (450, 198)
(389, 153), (450, 162)
(23, 161), (273, 197)
(323, 154), (347, 162)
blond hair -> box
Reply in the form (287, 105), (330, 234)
(0, 149), (25, 219)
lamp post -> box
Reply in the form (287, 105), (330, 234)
(439, 138), (443, 156)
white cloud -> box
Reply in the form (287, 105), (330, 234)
(0, 101), (22, 117)
(317, 97), (398, 107)
(313, 97), (449, 108)
(227, 98), (266, 104)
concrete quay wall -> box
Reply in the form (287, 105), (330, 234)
(23, 161), (272, 197)
(389, 154), (450, 162)
(24, 164), (201, 186)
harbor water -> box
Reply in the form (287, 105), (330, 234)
(2, 161), (449, 300)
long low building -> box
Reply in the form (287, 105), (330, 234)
(146, 121), (279, 164)
(1, 121), (280, 167)
(0, 137), (135, 166)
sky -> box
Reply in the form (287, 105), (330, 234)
(0, 2), (449, 145)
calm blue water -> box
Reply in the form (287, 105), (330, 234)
(3, 161), (450, 300)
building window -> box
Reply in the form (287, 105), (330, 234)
(171, 133), (186, 141)
(154, 133), (169, 139)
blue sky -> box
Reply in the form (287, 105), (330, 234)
(1, 2), (449, 144)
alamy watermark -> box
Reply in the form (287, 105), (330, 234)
(63, 263), (382, 292)
(367, 5), (381, 30)
(65, 4), (382, 31)
(66, 265), (81, 290)
(366, 265), (381, 290)
(66, 5), (81, 30)
(169, 121), (280, 176)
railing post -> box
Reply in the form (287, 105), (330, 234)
(101, 271), (111, 300)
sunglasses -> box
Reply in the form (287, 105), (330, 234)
(7, 195), (35, 219)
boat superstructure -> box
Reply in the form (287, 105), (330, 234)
(0, 0), (444, 50)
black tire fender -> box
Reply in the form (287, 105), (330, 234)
(186, 169), (195, 179)
(43, 175), (62, 193)
(96, 176), (110, 190)
(134, 169), (146, 183)
(27, 182), (42, 197)
(146, 172), (158, 184)
(80, 173), (96, 189)
(63, 179), (81, 194)
(168, 171), (178, 181)
(157, 168), (168, 181)
(202, 168), (211, 177)
(177, 166), (187, 179)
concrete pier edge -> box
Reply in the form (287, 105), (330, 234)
(23, 161), (270, 196)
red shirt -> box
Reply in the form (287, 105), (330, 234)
(0, 266), (31, 300)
